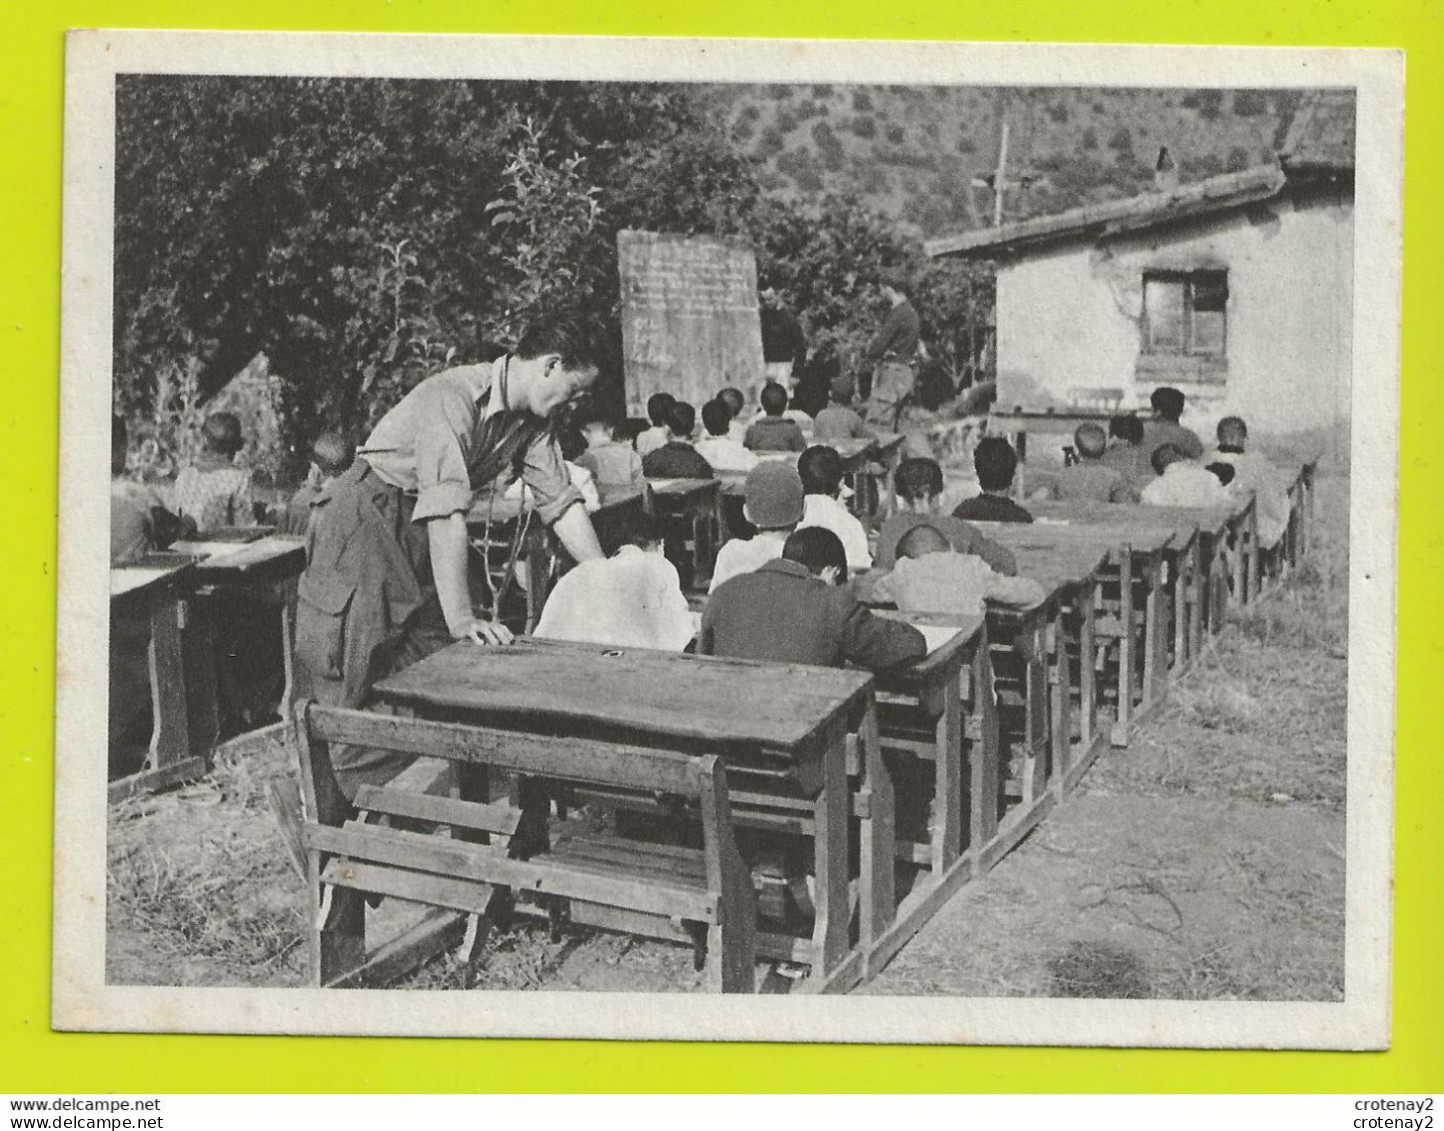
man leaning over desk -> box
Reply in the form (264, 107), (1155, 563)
(295, 319), (606, 801)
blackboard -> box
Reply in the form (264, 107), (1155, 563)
(617, 230), (765, 418)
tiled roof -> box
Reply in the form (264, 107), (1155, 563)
(927, 164), (1287, 259)
(1280, 88), (1357, 171)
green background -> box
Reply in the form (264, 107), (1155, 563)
(3, 0), (1440, 1094)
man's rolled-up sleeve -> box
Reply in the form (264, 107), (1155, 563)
(411, 384), (477, 522)
(520, 431), (584, 525)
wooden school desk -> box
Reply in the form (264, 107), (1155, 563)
(171, 533), (307, 724)
(866, 611), (999, 978)
(373, 637), (875, 992)
(644, 477), (723, 587)
(109, 555), (213, 803)
(978, 519), (1179, 744)
(467, 486), (648, 632)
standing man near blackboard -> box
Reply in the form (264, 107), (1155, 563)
(759, 282), (807, 397)
(862, 267), (922, 432)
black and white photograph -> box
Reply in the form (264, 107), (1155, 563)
(55, 32), (1401, 1045)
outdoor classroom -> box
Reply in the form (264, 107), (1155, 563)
(105, 77), (1350, 1000)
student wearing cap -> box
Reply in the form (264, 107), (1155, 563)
(534, 511), (694, 652)
(1049, 423), (1137, 504)
(1208, 416), (1290, 548)
(174, 411), (255, 533)
(862, 267), (921, 430)
(1142, 386), (1205, 462)
(873, 456), (1018, 574)
(700, 526), (926, 673)
(708, 461), (806, 593)
(296, 320), (606, 801)
(796, 444), (872, 573)
(1140, 443), (1230, 509)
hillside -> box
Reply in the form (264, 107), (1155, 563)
(692, 84), (1320, 237)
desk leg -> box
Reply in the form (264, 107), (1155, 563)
(1173, 544), (1190, 672)
(1247, 501), (1260, 604)
(1078, 576), (1097, 754)
(1189, 538), (1206, 656)
(279, 578), (298, 717)
(1050, 599), (1073, 793)
(1024, 609), (1049, 806)
(1141, 552), (1162, 708)
(969, 637), (1001, 854)
(857, 701), (894, 956)
(147, 592), (194, 771)
(1116, 546), (1136, 744)
(524, 525), (550, 634)
(933, 662), (963, 874)
(881, 447), (901, 518)
(807, 718), (851, 982)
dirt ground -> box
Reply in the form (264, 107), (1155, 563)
(107, 471), (1349, 1000)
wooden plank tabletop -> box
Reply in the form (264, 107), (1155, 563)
(646, 477), (719, 500)
(171, 534), (306, 579)
(873, 610), (985, 681)
(1003, 540), (1111, 591)
(374, 636), (872, 753)
(467, 484), (646, 526)
(977, 517), (1177, 555)
(110, 555), (195, 600)
(1029, 500), (1235, 538)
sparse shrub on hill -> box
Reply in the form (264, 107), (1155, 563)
(776, 108), (799, 134)
(852, 89), (873, 112)
(1046, 101), (1069, 124)
(1225, 145), (1252, 172)
(1233, 90), (1268, 117)
(886, 123), (906, 145)
(1080, 127), (1099, 150)
(851, 115), (877, 139)
(812, 84), (834, 98)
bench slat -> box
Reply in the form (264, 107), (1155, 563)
(320, 859), (499, 916)
(353, 785), (522, 837)
(307, 704), (707, 796)
(310, 824), (717, 922)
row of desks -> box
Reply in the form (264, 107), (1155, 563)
(109, 532), (306, 802)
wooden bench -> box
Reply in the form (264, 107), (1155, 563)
(290, 699), (758, 992)
(372, 638), (874, 992)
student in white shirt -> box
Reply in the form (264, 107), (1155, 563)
(862, 523), (1045, 616)
(534, 510), (695, 651)
(796, 444), (872, 572)
(695, 397), (760, 474)
(1208, 416), (1290, 548)
(636, 392), (675, 458)
(709, 461), (805, 593)
(1141, 443), (1231, 509)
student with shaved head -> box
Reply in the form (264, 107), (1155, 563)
(1049, 422), (1138, 503)
(1209, 416), (1291, 549)
(863, 522), (1046, 617)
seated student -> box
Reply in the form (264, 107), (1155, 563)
(284, 431), (354, 536)
(695, 397), (759, 473)
(575, 411), (644, 492)
(1050, 422), (1138, 504)
(111, 416), (192, 564)
(709, 461), (805, 592)
(700, 526), (926, 672)
(1140, 443), (1231, 508)
(812, 372), (875, 442)
(796, 444), (872, 572)
(1142, 386), (1205, 461)
(1209, 416), (1291, 549)
(863, 523), (1046, 616)
(636, 392), (675, 457)
(951, 436), (1034, 524)
(717, 386), (749, 444)
(1099, 412), (1156, 490)
(745, 382), (808, 453)
(641, 401), (715, 480)
(873, 457), (1018, 574)
(174, 411), (256, 533)
(534, 511), (695, 651)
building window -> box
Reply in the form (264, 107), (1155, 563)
(1142, 270), (1228, 358)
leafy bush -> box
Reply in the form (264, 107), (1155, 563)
(1233, 90), (1268, 117)
(776, 109), (799, 134)
(885, 123), (906, 145)
(851, 115), (877, 139)
(851, 89), (873, 112)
